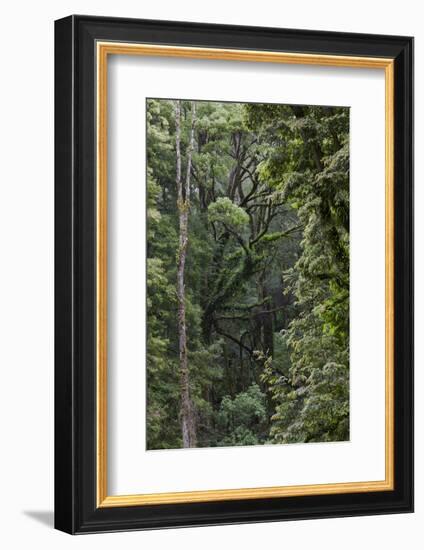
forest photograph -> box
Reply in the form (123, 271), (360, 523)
(146, 98), (350, 451)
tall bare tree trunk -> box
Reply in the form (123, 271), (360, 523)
(175, 100), (197, 448)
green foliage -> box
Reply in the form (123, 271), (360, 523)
(208, 197), (249, 228)
(146, 99), (350, 449)
(215, 384), (268, 446)
(247, 104), (350, 443)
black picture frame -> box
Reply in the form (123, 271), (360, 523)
(55, 14), (414, 534)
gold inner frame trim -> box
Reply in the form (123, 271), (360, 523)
(96, 41), (395, 508)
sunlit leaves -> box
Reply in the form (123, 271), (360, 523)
(208, 197), (249, 228)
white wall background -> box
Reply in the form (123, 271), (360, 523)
(0, 0), (420, 547)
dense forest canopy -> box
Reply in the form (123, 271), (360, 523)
(146, 98), (350, 450)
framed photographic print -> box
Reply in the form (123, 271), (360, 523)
(54, 15), (413, 534)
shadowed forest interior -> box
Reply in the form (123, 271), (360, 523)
(146, 98), (350, 450)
